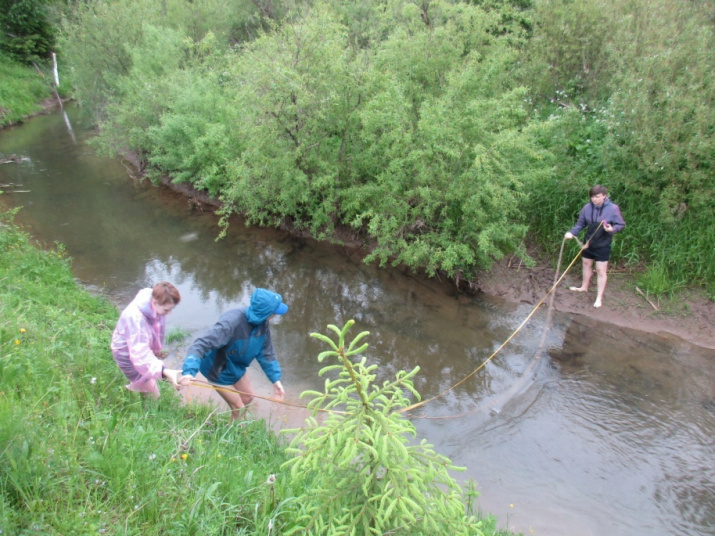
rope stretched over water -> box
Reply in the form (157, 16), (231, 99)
(184, 378), (347, 414)
(397, 237), (584, 416)
(182, 231), (596, 419)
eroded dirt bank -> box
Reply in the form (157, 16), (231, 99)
(477, 255), (714, 350)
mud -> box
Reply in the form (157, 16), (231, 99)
(477, 255), (715, 350)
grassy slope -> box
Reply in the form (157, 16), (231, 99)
(0, 57), (53, 127)
(0, 209), (290, 535)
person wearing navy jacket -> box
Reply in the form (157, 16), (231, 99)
(565, 185), (626, 308)
(180, 288), (288, 420)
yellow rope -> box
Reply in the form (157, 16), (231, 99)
(182, 230), (597, 419)
(185, 378), (347, 414)
(397, 239), (589, 415)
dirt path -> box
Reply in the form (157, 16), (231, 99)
(477, 255), (715, 350)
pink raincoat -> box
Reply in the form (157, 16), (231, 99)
(111, 288), (166, 394)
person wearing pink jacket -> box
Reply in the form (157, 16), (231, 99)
(111, 282), (183, 397)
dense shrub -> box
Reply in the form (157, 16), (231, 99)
(0, 0), (56, 63)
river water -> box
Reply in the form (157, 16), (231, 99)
(1, 107), (713, 536)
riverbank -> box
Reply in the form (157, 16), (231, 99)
(0, 209), (513, 536)
(160, 174), (715, 351)
(0, 210), (289, 535)
(477, 254), (715, 350)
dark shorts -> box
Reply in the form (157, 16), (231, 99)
(582, 244), (611, 262)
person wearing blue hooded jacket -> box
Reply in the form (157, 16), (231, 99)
(179, 288), (288, 420)
(565, 185), (626, 308)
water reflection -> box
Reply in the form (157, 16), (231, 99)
(1, 107), (713, 536)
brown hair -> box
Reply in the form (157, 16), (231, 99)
(589, 184), (608, 197)
(152, 282), (181, 306)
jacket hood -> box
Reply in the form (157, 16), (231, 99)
(591, 198), (611, 210)
(245, 288), (288, 325)
(134, 288), (158, 321)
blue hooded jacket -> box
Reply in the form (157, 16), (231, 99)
(182, 289), (287, 385)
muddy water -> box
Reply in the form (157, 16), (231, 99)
(1, 107), (713, 536)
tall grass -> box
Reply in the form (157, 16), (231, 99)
(524, 0), (714, 298)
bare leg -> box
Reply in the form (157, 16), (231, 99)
(216, 374), (254, 421)
(593, 261), (608, 308)
(570, 257), (594, 292)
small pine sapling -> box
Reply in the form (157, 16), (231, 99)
(281, 320), (485, 536)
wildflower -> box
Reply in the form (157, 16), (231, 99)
(90, 377), (97, 384)
(19, 328), (26, 333)
(181, 453), (188, 460)
(148, 453), (156, 461)
(266, 474), (276, 484)
(14, 339), (20, 345)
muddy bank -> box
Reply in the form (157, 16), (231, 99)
(478, 254), (715, 350)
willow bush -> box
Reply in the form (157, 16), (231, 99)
(58, 0), (714, 294)
(282, 320), (491, 536)
(57, 0), (263, 121)
(217, 1), (547, 277)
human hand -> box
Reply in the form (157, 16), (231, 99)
(273, 381), (285, 400)
(178, 374), (194, 387)
(155, 350), (169, 359)
(564, 232), (574, 240)
(162, 368), (182, 387)
(603, 221), (613, 232)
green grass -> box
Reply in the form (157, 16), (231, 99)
(0, 55), (53, 127)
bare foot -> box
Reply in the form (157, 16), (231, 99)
(593, 299), (602, 308)
(569, 287), (588, 292)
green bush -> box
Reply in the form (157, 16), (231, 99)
(0, 0), (56, 63)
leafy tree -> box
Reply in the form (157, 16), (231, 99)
(521, 0), (614, 101)
(58, 0), (264, 121)
(0, 0), (56, 63)
(282, 320), (487, 536)
(218, 4), (360, 238)
(343, 2), (550, 277)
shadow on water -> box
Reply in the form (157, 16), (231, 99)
(1, 107), (714, 536)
